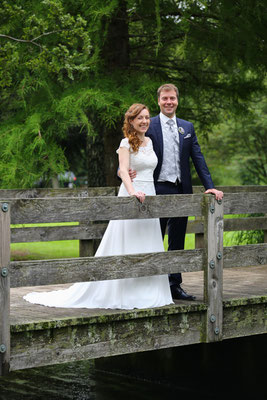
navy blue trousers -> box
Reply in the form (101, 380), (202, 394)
(155, 181), (188, 286)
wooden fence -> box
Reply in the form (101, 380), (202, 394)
(0, 186), (266, 375)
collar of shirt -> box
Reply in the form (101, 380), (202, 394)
(159, 112), (177, 129)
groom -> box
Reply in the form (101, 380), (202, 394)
(145, 83), (223, 301)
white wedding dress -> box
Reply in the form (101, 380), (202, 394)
(23, 138), (173, 309)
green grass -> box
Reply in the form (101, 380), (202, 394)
(10, 222), (245, 261)
(11, 222), (79, 261)
(10, 232), (201, 261)
(11, 241), (79, 261)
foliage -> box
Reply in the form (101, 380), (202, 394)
(200, 86), (267, 186)
(0, 0), (267, 187)
(225, 214), (264, 246)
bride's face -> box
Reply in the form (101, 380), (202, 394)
(131, 109), (150, 135)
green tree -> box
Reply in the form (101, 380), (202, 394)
(201, 89), (267, 186)
(0, 0), (266, 187)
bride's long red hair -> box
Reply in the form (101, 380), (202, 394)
(122, 103), (149, 153)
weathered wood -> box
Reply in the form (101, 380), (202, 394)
(195, 233), (204, 248)
(0, 187), (117, 199)
(2, 192), (266, 225)
(2, 194), (204, 224)
(11, 223), (108, 243)
(8, 264), (267, 372)
(223, 216), (267, 232)
(0, 202), (10, 376)
(224, 243), (267, 268)
(9, 304), (208, 371)
(10, 249), (203, 288)
(187, 216), (267, 234)
(223, 192), (267, 214)
(193, 216), (204, 248)
(223, 298), (267, 339)
(10, 216), (266, 244)
(1, 185), (266, 199)
(9, 215), (266, 245)
(9, 293), (267, 371)
(203, 196), (224, 342)
(79, 238), (101, 257)
(264, 213), (267, 244)
(9, 243), (267, 288)
(79, 222), (102, 257)
(193, 185), (267, 193)
(1, 187), (267, 374)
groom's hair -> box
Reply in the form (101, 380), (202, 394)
(157, 83), (179, 99)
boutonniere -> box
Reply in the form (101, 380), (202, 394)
(178, 127), (185, 134)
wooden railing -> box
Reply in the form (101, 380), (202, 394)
(0, 186), (267, 375)
(0, 185), (266, 254)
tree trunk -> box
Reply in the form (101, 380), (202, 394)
(102, 0), (130, 186)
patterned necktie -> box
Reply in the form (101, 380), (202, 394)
(166, 119), (175, 132)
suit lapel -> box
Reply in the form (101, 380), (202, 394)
(154, 115), (164, 160)
(176, 117), (184, 157)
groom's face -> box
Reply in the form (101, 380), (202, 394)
(158, 89), (178, 118)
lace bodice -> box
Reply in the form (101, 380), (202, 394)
(117, 138), (157, 182)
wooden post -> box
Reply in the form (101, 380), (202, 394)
(264, 214), (267, 244)
(195, 217), (204, 248)
(203, 195), (224, 342)
(79, 223), (101, 257)
(0, 202), (10, 375)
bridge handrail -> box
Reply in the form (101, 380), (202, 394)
(0, 188), (267, 375)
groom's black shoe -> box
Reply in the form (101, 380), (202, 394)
(171, 285), (196, 301)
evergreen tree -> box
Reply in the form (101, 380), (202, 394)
(0, 0), (266, 187)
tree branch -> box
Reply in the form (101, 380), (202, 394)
(0, 31), (61, 49)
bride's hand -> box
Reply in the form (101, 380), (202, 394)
(131, 191), (146, 203)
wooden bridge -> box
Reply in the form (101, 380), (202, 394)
(0, 186), (266, 375)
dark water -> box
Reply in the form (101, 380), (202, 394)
(0, 334), (266, 400)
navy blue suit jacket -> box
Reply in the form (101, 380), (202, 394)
(146, 115), (214, 194)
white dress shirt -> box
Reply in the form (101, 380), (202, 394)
(158, 112), (181, 183)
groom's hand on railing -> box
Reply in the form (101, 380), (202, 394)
(205, 188), (224, 201)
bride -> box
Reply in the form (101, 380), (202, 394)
(23, 104), (173, 309)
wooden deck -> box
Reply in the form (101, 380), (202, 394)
(10, 265), (267, 324)
(1, 188), (266, 374)
(9, 265), (267, 371)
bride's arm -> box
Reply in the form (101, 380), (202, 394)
(118, 147), (145, 203)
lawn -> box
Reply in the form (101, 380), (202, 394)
(10, 221), (243, 261)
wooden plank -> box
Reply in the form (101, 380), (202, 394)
(223, 299), (267, 340)
(203, 196), (223, 342)
(9, 249), (203, 288)
(186, 219), (204, 234)
(193, 185), (267, 193)
(3, 194), (204, 224)
(224, 243), (267, 268)
(0, 202), (10, 376)
(1, 185), (266, 199)
(11, 223), (108, 243)
(2, 192), (266, 225)
(79, 222), (101, 257)
(9, 296), (267, 371)
(187, 216), (267, 234)
(192, 216), (204, 248)
(223, 192), (267, 214)
(9, 304), (207, 371)
(9, 242), (267, 288)
(8, 266), (267, 371)
(0, 187), (117, 199)
(10, 216), (266, 244)
(223, 216), (267, 232)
